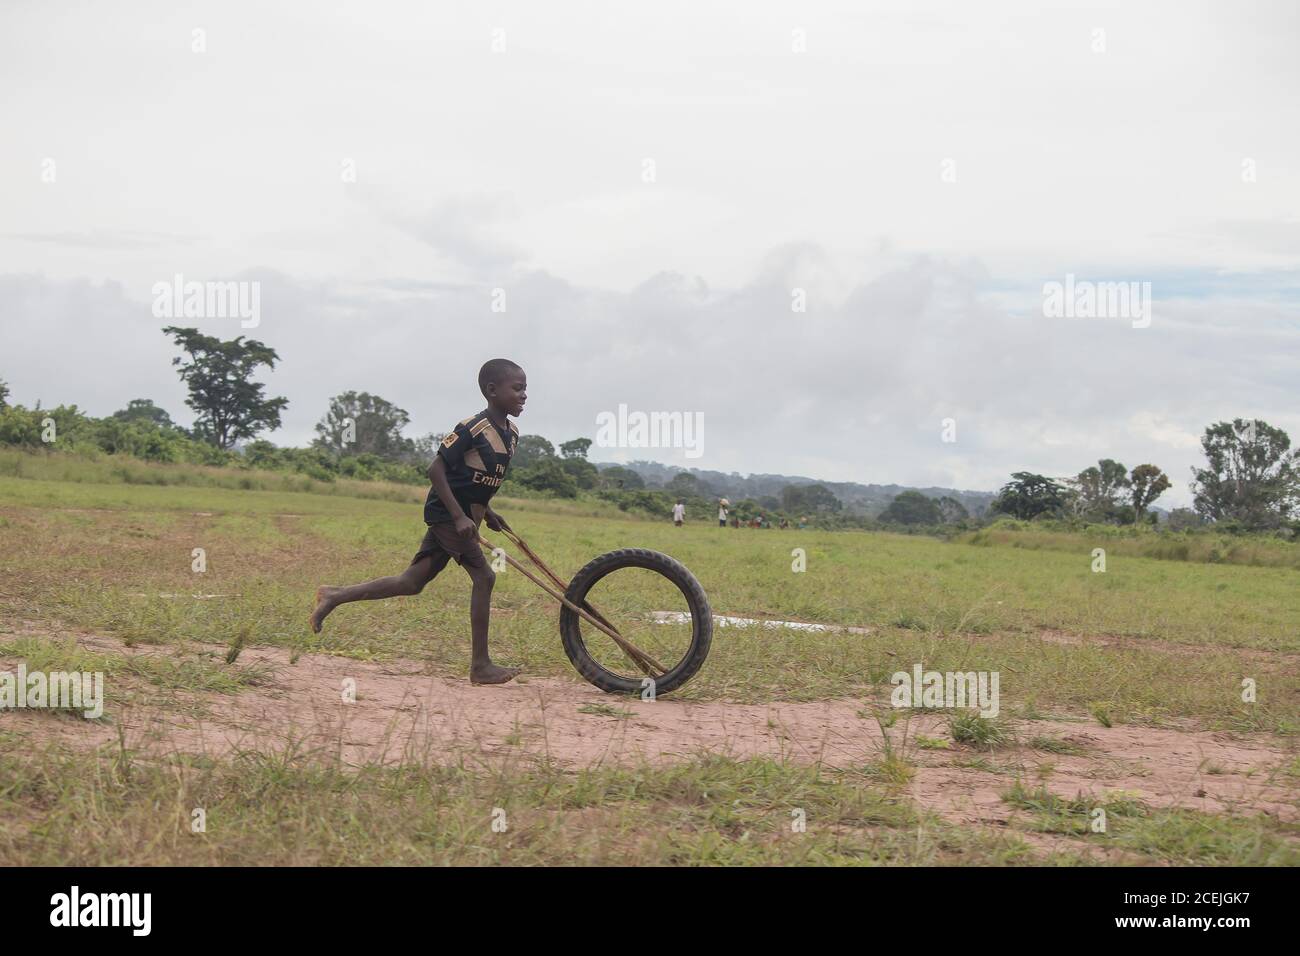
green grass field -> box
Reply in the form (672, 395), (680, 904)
(1, 456), (1297, 865)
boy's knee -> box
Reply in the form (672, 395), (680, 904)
(471, 564), (495, 588)
(400, 570), (428, 595)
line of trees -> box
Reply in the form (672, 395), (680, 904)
(3, 326), (1298, 535)
(878, 491), (969, 526)
(989, 459), (1172, 526)
(983, 420), (1300, 533)
(0, 328), (431, 482)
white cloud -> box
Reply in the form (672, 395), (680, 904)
(3, 249), (1296, 508)
(1, 0), (1297, 509)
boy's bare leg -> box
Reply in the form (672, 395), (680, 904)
(465, 561), (520, 684)
(310, 557), (436, 633)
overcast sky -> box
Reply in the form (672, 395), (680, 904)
(3, 0), (1298, 505)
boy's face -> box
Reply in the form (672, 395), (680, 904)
(487, 368), (527, 417)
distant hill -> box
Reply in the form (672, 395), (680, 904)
(593, 460), (997, 516)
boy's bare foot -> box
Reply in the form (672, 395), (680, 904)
(310, 586), (339, 633)
(470, 663), (522, 685)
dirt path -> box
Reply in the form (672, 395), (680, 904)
(2, 622), (1296, 831)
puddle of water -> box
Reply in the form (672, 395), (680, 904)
(650, 611), (871, 635)
(129, 593), (227, 599)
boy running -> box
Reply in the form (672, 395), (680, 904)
(309, 359), (527, 685)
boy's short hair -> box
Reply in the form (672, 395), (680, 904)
(478, 358), (523, 397)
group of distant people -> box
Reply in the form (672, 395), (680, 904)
(672, 499), (807, 530)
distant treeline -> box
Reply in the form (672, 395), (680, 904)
(2, 325), (1297, 536)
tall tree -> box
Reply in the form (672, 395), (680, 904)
(1166, 508), (1203, 531)
(781, 484), (807, 513)
(313, 391), (413, 458)
(936, 496), (969, 524)
(1190, 419), (1300, 529)
(788, 483), (841, 513)
(410, 432), (441, 465)
(1129, 464), (1171, 523)
(1071, 458), (1131, 520)
(559, 438), (592, 460)
(992, 472), (1067, 520)
(163, 327), (288, 449)
(516, 457), (578, 497)
(561, 456), (599, 489)
(513, 435), (555, 468)
(111, 399), (175, 429)
(0, 377), (9, 409)
(879, 490), (942, 525)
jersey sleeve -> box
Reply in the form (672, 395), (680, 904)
(436, 422), (473, 469)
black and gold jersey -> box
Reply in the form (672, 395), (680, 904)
(424, 410), (518, 524)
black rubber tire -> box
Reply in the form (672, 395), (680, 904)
(559, 548), (712, 697)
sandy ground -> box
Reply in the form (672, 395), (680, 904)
(1, 620), (1296, 833)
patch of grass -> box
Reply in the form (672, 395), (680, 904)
(0, 448), (424, 505)
(1111, 809), (1300, 865)
(950, 755), (1010, 774)
(1089, 703), (1113, 728)
(1, 464), (1297, 866)
(1001, 781), (1148, 836)
(2, 635), (272, 705)
(859, 709), (919, 788)
(224, 626), (250, 665)
(862, 753), (916, 787)
(957, 523), (1300, 571)
(3, 477), (1298, 729)
(0, 746), (1045, 866)
(1029, 735), (1088, 756)
(1005, 781), (1145, 817)
(577, 703), (633, 719)
(950, 711), (1011, 749)
(995, 781), (1298, 864)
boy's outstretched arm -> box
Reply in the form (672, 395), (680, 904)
(428, 456), (476, 539)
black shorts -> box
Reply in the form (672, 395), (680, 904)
(411, 518), (488, 575)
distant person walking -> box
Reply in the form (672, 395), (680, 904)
(718, 499), (729, 527)
(672, 499), (685, 527)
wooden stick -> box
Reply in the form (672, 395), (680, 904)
(501, 528), (567, 590)
(499, 528), (653, 672)
(479, 536), (667, 675)
(485, 540), (663, 675)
